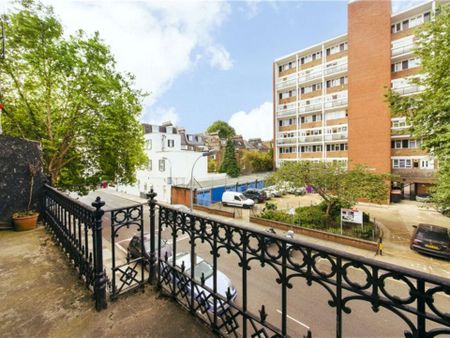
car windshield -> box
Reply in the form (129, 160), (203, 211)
(416, 229), (449, 243)
(237, 194), (245, 200)
(187, 260), (213, 281)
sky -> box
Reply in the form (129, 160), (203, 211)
(2, 0), (425, 140)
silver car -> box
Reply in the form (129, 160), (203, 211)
(162, 251), (237, 314)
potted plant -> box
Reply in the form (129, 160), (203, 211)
(12, 163), (40, 231)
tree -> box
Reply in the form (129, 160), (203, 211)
(219, 139), (239, 177)
(269, 161), (390, 215)
(386, 5), (450, 210)
(0, 1), (147, 191)
(240, 150), (273, 173)
(206, 120), (236, 139)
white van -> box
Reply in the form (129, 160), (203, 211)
(221, 191), (255, 208)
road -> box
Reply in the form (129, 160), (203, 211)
(77, 190), (449, 337)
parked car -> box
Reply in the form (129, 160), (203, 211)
(222, 191), (255, 208)
(416, 194), (432, 202)
(410, 224), (450, 260)
(265, 186), (281, 198)
(162, 252), (237, 314)
(243, 189), (267, 203)
(128, 233), (173, 270)
(262, 188), (273, 200)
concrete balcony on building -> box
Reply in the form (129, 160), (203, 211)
(325, 133), (348, 141)
(391, 44), (414, 59)
(277, 137), (298, 145)
(324, 98), (347, 110)
(300, 103), (322, 113)
(277, 102), (297, 117)
(299, 135), (323, 143)
(392, 85), (424, 96)
(299, 69), (322, 83)
(324, 63), (348, 77)
(276, 76), (297, 90)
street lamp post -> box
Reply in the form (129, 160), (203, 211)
(190, 150), (216, 211)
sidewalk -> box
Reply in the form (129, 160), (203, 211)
(0, 227), (213, 338)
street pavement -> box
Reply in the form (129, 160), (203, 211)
(76, 189), (450, 337)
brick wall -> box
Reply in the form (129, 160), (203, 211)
(348, 0), (392, 174)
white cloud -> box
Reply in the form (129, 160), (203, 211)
(36, 0), (232, 119)
(207, 45), (233, 70)
(228, 102), (273, 141)
(392, 0), (424, 13)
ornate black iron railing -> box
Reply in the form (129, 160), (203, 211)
(42, 184), (107, 311)
(42, 186), (450, 336)
(108, 203), (147, 299)
(149, 194), (450, 338)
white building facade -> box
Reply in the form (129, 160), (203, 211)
(117, 123), (209, 203)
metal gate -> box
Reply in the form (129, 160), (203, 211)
(108, 203), (147, 299)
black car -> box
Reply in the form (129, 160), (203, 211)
(243, 189), (267, 203)
(128, 233), (173, 269)
(410, 224), (450, 260)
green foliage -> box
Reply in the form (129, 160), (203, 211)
(263, 202), (277, 212)
(259, 209), (292, 223)
(206, 120), (236, 139)
(241, 150), (273, 173)
(294, 205), (328, 229)
(352, 224), (375, 240)
(268, 161), (390, 215)
(0, 1), (147, 192)
(259, 204), (375, 240)
(386, 5), (450, 211)
(219, 139), (239, 177)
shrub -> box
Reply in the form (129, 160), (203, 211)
(260, 210), (292, 224)
(295, 205), (324, 226)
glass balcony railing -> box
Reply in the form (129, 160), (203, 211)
(325, 133), (348, 141)
(324, 98), (348, 109)
(324, 64), (348, 76)
(391, 44), (414, 57)
(299, 70), (322, 82)
(299, 103), (322, 113)
(276, 138), (298, 145)
(393, 85), (424, 96)
(299, 135), (322, 143)
(276, 77), (297, 89)
(277, 103), (297, 116)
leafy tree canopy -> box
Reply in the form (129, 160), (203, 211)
(386, 5), (450, 210)
(0, 1), (148, 192)
(206, 120), (236, 139)
(241, 150), (273, 173)
(219, 139), (239, 177)
(269, 161), (390, 215)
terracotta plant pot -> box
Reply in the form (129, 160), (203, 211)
(13, 213), (39, 231)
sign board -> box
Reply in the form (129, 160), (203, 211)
(288, 208), (295, 216)
(341, 208), (363, 225)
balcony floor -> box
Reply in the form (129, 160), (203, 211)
(0, 227), (214, 338)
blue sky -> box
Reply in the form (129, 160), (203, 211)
(9, 0), (423, 140)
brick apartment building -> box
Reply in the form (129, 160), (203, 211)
(273, 0), (441, 200)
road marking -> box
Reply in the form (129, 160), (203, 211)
(168, 235), (190, 244)
(276, 309), (310, 330)
(115, 243), (128, 255)
(116, 237), (133, 245)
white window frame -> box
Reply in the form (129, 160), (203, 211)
(159, 159), (165, 172)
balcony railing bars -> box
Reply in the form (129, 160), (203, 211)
(42, 186), (450, 338)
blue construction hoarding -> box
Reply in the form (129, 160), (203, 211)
(196, 179), (265, 206)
